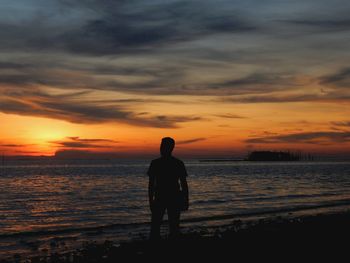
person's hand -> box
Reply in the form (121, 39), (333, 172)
(149, 200), (155, 212)
(182, 199), (189, 211)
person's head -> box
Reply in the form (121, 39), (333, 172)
(160, 137), (175, 157)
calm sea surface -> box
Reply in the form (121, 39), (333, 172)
(1, 160), (350, 258)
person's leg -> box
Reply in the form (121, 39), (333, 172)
(150, 201), (165, 240)
(167, 206), (181, 238)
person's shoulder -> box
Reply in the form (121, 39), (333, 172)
(150, 157), (163, 164)
(171, 156), (185, 165)
(148, 158), (161, 174)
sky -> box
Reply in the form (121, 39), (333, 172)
(1, 0), (350, 158)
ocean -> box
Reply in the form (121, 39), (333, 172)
(1, 159), (350, 259)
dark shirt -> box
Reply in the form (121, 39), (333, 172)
(147, 156), (188, 200)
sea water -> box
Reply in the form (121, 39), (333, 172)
(1, 159), (350, 259)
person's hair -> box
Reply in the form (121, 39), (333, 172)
(161, 137), (175, 152)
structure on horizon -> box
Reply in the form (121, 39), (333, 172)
(246, 151), (314, 162)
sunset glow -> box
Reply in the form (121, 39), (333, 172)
(1, 0), (350, 158)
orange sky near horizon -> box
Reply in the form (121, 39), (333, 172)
(1, 96), (349, 158)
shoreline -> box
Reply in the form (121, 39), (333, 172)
(2, 201), (350, 260)
(2, 209), (350, 262)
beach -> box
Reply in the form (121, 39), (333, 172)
(1, 209), (349, 262)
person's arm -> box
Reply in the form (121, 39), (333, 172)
(180, 176), (189, 210)
(147, 161), (156, 212)
(180, 161), (189, 210)
(148, 174), (156, 211)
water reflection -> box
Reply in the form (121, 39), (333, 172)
(1, 161), (350, 236)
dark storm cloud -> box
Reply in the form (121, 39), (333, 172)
(246, 131), (350, 144)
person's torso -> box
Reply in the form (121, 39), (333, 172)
(152, 157), (183, 198)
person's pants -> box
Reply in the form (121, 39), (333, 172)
(150, 200), (181, 240)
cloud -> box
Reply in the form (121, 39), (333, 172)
(246, 131), (350, 144)
(331, 121), (350, 127)
(50, 136), (119, 149)
(218, 73), (294, 88)
(0, 62), (30, 69)
(66, 137), (117, 143)
(214, 113), (246, 119)
(177, 138), (207, 145)
(13, 151), (45, 155)
(54, 149), (139, 159)
(0, 143), (34, 147)
(0, 64), (297, 96)
(0, 1), (256, 56)
(0, 0), (264, 98)
(285, 19), (350, 31)
(320, 68), (350, 89)
(219, 85), (350, 103)
(221, 94), (322, 103)
(0, 0), (350, 129)
(122, 72), (305, 97)
(0, 88), (202, 128)
(186, 73), (302, 96)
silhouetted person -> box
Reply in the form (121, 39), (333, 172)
(147, 137), (189, 240)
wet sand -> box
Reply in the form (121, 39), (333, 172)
(2, 210), (349, 262)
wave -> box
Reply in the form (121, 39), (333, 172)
(191, 192), (341, 206)
(2, 197), (350, 239)
(182, 198), (350, 223)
